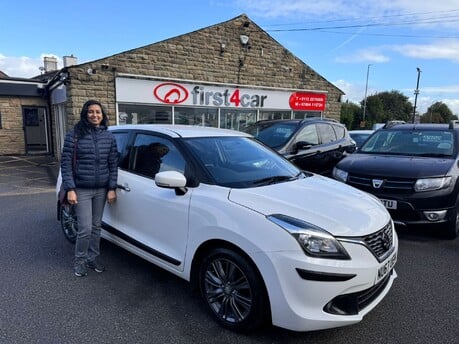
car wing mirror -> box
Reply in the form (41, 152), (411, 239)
(295, 141), (313, 151)
(345, 145), (356, 153)
(155, 171), (188, 195)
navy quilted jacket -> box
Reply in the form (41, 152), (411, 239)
(61, 126), (118, 191)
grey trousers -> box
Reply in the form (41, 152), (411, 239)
(74, 188), (107, 265)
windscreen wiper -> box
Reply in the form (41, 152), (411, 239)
(252, 175), (298, 186)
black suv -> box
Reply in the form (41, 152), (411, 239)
(243, 118), (356, 175)
(332, 121), (459, 239)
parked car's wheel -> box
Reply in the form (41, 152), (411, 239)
(60, 204), (78, 244)
(198, 247), (269, 332)
(444, 203), (459, 239)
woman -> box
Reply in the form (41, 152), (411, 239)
(60, 100), (118, 277)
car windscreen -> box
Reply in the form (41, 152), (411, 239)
(184, 136), (303, 188)
(359, 129), (455, 157)
(243, 122), (298, 148)
(350, 133), (372, 147)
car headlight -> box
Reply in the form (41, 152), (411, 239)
(414, 176), (452, 192)
(332, 167), (348, 182)
(267, 214), (350, 260)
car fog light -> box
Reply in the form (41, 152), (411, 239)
(423, 210), (447, 222)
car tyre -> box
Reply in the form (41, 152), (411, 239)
(198, 247), (269, 332)
(444, 203), (459, 240)
(60, 204), (78, 244)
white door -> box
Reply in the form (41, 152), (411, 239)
(103, 133), (190, 271)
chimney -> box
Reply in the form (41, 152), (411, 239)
(63, 55), (78, 67)
(43, 56), (58, 72)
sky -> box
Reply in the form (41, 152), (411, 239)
(1, 0), (458, 116)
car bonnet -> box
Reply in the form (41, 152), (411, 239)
(338, 153), (454, 178)
(228, 175), (391, 237)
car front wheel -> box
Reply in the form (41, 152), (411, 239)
(444, 203), (459, 239)
(60, 204), (78, 244)
(198, 248), (269, 332)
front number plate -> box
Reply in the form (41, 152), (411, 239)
(380, 198), (397, 210)
(376, 250), (397, 284)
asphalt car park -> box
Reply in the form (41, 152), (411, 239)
(0, 155), (457, 343)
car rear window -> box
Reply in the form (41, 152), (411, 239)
(245, 122), (297, 148)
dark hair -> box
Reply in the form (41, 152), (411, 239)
(74, 100), (109, 137)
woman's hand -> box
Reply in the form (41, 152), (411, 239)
(107, 190), (117, 204)
(67, 190), (77, 205)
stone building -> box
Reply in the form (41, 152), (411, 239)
(0, 14), (344, 157)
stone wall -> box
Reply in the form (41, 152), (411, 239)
(62, 14), (343, 127)
(0, 96), (48, 155)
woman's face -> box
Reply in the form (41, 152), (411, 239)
(87, 104), (103, 127)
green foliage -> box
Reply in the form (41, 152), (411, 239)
(340, 101), (361, 129)
(362, 90), (413, 125)
(420, 101), (457, 123)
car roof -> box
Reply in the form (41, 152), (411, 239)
(349, 130), (374, 134)
(383, 123), (455, 131)
(254, 118), (343, 126)
(110, 124), (252, 138)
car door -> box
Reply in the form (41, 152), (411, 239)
(103, 131), (190, 271)
(287, 123), (323, 172)
(316, 123), (343, 173)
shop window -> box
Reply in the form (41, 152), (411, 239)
(220, 109), (257, 131)
(294, 111), (321, 119)
(118, 104), (172, 124)
(174, 107), (218, 127)
(259, 111), (292, 121)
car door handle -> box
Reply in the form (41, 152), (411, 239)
(117, 184), (131, 192)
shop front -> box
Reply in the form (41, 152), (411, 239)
(116, 77), (328, 130)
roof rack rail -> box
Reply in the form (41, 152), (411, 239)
(449, 120), (459, 129)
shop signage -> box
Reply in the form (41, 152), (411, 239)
(116, 78), (327, 111)
(289, 92), (326, 111)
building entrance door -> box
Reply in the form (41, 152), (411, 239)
(23, 107), (49, 154)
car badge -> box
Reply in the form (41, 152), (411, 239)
(372, 179), (384, 188)
(380, 232), (391, 250)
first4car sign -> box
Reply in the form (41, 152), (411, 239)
(116, 78), (327, 112)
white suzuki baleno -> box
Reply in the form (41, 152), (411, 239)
(57, 124), (398, 333)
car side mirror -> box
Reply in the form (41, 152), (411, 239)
(346, 145), (357, 154)
(155, 171), (188, 195)
(295, 141), (313, 151)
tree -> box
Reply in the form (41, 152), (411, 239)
(362, 90), (413, 125)
(340, 101), (361, 129)
(420, 101), (457, 123)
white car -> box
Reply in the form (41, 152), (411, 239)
(57, 124), (398, 332)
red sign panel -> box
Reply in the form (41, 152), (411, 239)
(289, 92), (326, 111)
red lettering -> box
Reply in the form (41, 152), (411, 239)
(230, 89), (241, 107)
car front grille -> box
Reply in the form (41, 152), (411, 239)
(348, 175), (415, 193)
(361, 222), (394, 261)
(340, 221), (395, 263)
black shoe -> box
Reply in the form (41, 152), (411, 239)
(74, 263), (87, 277)
(86, 260), (105, 273)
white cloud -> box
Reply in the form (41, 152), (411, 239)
(335, 49), (390, 63)
(0, 53), (61, 78)
(391, 40), (459, 62)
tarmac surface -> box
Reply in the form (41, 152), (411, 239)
(0, 155), (59, 196)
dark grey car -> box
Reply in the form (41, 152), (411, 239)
(243, 118), (356, 175)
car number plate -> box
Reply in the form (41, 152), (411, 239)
(380, 198), (397, 210)
(376, 250), (397, 284)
